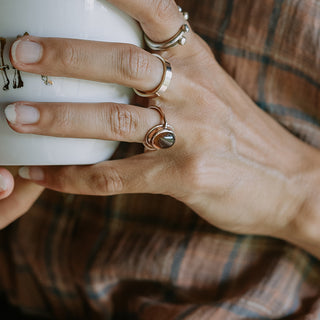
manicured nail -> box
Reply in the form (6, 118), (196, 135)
(19, 167), (44, 181)
(11, 39), (43, 64)
(5, 104), (40, 125)
(0, 174), (8, 192)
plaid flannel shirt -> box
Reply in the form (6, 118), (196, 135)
(1, 0), (320, 319)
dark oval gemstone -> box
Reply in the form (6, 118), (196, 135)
(154, 131), (176, 149)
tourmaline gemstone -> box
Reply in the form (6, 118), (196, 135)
(154, 131), (176, 149)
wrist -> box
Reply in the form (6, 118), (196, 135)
(277, 145), (320, 259)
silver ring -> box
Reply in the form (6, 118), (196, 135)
(143, 106), (176, 150)
(144, 24), (190, 51)
(133, 54), (172, 98)
(144, 6), (190, 51)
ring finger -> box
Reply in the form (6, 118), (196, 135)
(4, 102), (177, 144)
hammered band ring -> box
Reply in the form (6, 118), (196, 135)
(133, 54), (172, 98)
(143, 106), (176, 150)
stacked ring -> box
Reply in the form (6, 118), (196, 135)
(143, 106), (176, 150)
(144, 24), (190, 51)
(138, 7), (189, 151)
(135, 6), (189, 98)
(144, 6), (190, 51)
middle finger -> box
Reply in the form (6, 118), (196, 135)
(10, 36), (164, 92)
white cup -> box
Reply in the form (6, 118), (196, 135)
(0, 0), (143, 165)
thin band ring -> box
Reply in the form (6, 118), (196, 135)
(133, 54), (172, 98)
(144, 6), (190, 51)
(143, 106), (176, 150)
(144, 24), (190, 51)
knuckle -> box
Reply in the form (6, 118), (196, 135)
(108, 104), (138, 138)
(53, 104), (74, 132)
(149, 0), (175, 24)
(59, 42), (84, 71)
(120, 45), (153, 82)
(87, 167), (124, 195)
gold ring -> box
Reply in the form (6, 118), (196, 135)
(143, 106), (176, 150)
(133, 54), (172, 98)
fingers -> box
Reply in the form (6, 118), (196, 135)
(0, 168), (14, 200)
(18, 154), (168, 196)
(0, 177), (44, 229)
(9, 1), (193, 92)
(107, 0), (188, 43)
(10, 37), (163, 92)
(4, 102), (167, 143)
(9, 1), (193, 96)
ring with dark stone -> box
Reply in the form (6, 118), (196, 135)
(143, 106), (176, 151)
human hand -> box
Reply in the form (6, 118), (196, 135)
(0, 167), (44, 228)
(5, 0), (318, 239)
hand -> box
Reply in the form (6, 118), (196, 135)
(0, 168), (44, 229)
(5, 0), (318, 240)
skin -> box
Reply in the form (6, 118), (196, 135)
(2, 0), (320, 258)
(0, 169), (43, 227)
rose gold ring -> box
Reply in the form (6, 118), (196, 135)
(143, 106), (176, 150)
(133, 54), (172, 98)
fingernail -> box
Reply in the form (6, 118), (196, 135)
(0, 174), (8, 192)
(5, 104), (40, 125)
(11, 39), (43, 64)
(19, 167), (44, 181)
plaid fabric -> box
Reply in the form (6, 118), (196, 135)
(1, 0), (320, 319)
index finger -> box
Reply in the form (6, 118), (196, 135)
(107, 0), (188, 43)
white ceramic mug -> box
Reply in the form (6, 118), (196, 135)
(0, 0), (143, 165)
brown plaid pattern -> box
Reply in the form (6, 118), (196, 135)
(1, 0), (320, 319)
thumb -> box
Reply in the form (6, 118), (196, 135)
(0, 175), (44, 229)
